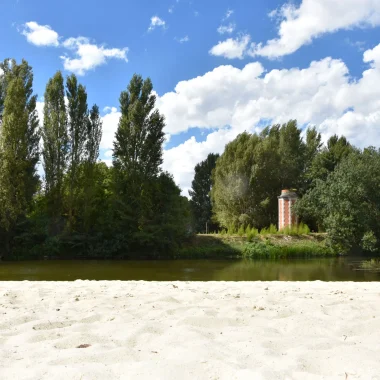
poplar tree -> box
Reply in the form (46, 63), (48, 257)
(113, 74), (165, 244)
(66, 74), (88, 228)
(113, 74), (165, 182)
(83, 104), (102, 231)
(189, 153), (220, 233)
(0, 77), (29, 253)
(0, 59), (40, 203)
(41, 71), (68, 229)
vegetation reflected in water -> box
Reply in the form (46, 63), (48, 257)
(1, 257), (380, 281)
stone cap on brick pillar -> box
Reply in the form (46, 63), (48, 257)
(278, 189), (298, 199)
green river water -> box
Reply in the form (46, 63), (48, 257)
(0, 257), (379, 281)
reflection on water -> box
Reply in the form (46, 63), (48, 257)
(1, 257), (380, 281)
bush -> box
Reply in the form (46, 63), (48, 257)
(242, 240), (335, 259)
(237, 225), (245, 237)
(360, 259), (380, 270)
(279, 223), (310, 235)
(247, 227), (259, 242)
(269, 224), (278, 234)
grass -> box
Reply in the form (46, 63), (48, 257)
(241, 239), (335, 259)
(177, 233), (337, 259)
(360, 259), (380, 271)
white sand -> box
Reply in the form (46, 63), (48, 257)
(1, 281), (380, 380)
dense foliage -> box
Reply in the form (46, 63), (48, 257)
(0, 60), (191, 259)
(1, 58), (379, 259)
(189, 153), (219, 233)
(295, 148), (380, 253)
(193, 120), (376, 254)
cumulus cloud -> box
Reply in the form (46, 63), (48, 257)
(209, 34), (250, 59)
(19, 22), (128, 75)
(75, 44), (380, 196)
(217, 23), (236, 35)
(148, 16), (166, 31)
(100, 106), (121, 150)
(250, 0), (380, 58)
(60, 37), (128, 76)
(158, 44), (380, 194)
(21, 21), (59, 46)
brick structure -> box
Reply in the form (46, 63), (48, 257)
(278, 189), (298, 231)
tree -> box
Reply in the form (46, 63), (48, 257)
(295, 148), (380, 253)
(113, 74), (165, 238)
(212, 121), (307, 229)
(41, 71), (68, 232)
(308, 134), (354, 184)
(0, 59), (40, 204)
(212, 132), (259, 228)
(189, 153), (219, 233)
(0, 77), (29, 254)
(113, 74), (165, 181)
(66, 74), (88, 229)
(83, 104), (102, 232)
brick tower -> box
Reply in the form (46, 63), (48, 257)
(278, 189), (298, 231)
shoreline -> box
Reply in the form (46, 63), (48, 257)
(1, 281), (380, 379)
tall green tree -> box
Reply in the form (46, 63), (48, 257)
(66, 74), (88, 229)
(212, 132), (260, 228)
(0, 77), (29, 254)
(41, 71), (68, 231)
(212, 121), (307, 229)
(83, 104), (102, 232)
(308, 134), (354, 183)
(189, 153), (220, 233)
(295, 148), (380, 253)
(113, 74), (165, 181)
(113, 74), (165, 237)
(0, 59), (40, 204)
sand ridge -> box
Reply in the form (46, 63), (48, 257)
(1, 281), (380, 379)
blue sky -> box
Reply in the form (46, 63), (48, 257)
(1, 0), (380, 194)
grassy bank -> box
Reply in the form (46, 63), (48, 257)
(177, 233), (337, 259)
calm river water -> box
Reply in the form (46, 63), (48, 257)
(0, 257), (379, 281)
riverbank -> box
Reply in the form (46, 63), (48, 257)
(1, 281), (380, 379)
(177, 233), (336, 259)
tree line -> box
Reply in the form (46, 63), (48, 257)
(0, 59), (191, 259)
(189, 121), (380, 254)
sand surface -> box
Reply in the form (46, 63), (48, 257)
(1, 281), (380, 380)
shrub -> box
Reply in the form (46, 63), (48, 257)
(269, 224), (278, 234)
(242, 240), (335, 259)
(237, 225), (245, 237)
(247, 227), (259, 242)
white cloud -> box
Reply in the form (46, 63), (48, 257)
(0, 67), (3, 76)
(250, 0), (380, 58)
(345, 38), (366, 52)
(176, 35), (189, 43)
(155, 44), (380, 195)
(148, 16), (166, 31)
(100, 107), (121, 150)
(217, 23), (236, 34)
(168, 6), (174, 13)
(19, 22), (128, 75)
(60, 37), (128, 75)
(21, 21), (59, 47)
(209, 34), (250, 59)
(223, 9), (234, 20)
(77, 44), (380, 196)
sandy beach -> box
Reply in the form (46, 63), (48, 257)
(1, 281), (380, 380)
